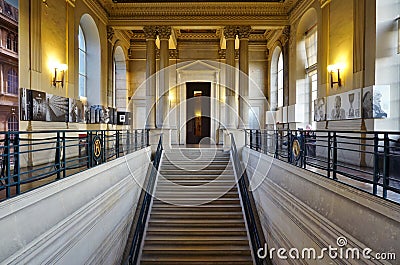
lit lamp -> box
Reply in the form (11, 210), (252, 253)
(52, 64), (67, 88)
(327, 63), (345, 88)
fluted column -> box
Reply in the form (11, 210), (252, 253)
(143, 26), (157, 129)
(224, 26), (237, 129)
(157, 26), (171, 128)
(238, 26), (251, 129)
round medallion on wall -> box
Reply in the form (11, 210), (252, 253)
(92, 135), (102, 162)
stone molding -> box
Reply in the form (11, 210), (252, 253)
(243, 147), (400, 264)
(169, 49), (178, 59)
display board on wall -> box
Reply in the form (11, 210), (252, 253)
(327, 89), (361, 121)
(46, 94), (69, 122)
(314, 97), (326, 121)
(362, 85), (390, 119)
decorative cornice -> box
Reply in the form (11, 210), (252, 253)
(237, 25), (252, 39)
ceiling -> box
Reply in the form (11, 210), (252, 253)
(94, 0), (302, 46)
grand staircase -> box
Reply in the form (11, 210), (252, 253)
(139, 148), (254, 264)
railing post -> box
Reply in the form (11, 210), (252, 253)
(142, 130), (145, 149)
(135, 130), (138, 151)
(87, 131), (92, 168)
(287, 129), (291, 163)
(327, 132), (331, 179)
(333, 132), (338, 180)
(373, 133), (379, 195)
(383, 133), (389, 199)
(102, 131), (106, 163)
(146, 129), (150, 147)
(13, 133), (20, 195)
(5, 133), (11, 198)
(264, 131), (267, 154)
(301, 131), (306, 169)
(116, 131), (120, 158)
(275, 130), (279, 158)
(56, 132), (61, 180)
(249, 130), (253, 149)
(62, 132), (66, 179)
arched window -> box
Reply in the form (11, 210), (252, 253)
(277, 52), (284, 108)
(7, 68), (18, 94)
(296, 9), (318, 127)
(270, 46), (284, 110)
(113, 46), (127, 111)
(79, 14), (101, 106)
(305, 26), (318, 124)
(78, 25), (87, 98)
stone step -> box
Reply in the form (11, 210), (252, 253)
(152, 198), (241, 206)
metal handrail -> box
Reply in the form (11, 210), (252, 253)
(0, 129), (150, 201)
(245, 129), (400, 203)
(230, 134), (272, 265)
(126, 134), (163, 265)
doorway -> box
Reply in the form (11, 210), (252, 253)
(186, 82), (211, 144)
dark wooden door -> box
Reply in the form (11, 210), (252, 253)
(186, 82), (211, 144)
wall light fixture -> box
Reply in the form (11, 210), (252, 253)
(327, 63), (345, 88)
(52, 64), (67, 88)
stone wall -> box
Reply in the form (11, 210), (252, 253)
(0, 147), (151, 264)
(243, 147), (399, 264)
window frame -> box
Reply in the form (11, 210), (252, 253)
(7, 68), (18, 95)
(78, 25), (87, 98)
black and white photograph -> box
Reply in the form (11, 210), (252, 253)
(362, 85), (390, 119)
(31, 90), (47, 121)
(314, 97), (326, 121)
(46, 94), (69, 122)
(20, 88), (32, 121)
(69, 99), (85, 123)
(327, 89), (361, 120)
(117, 111), (129, 125)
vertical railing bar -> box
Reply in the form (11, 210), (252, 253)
(383, 133), (389, 199)
(373, 133), (379, 195)
(14, 133), (20, 195)
(62, 132), (66, 179)
(333, 132), (338, 180)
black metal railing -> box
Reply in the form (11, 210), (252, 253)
(0, 129), (149, 201)
(230, 134), (272, 265)
(126, 134), (163, 265)
(246, 129), (400, 203)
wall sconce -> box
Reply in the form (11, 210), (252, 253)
(327, 63), (345, 88)
(52, 64), (67, 88)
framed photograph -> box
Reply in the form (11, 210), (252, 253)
(46, 94), (69, 122)
(327, 89), (361, 120)
(20, 88), (32, 121)
(314, 97), (326, 121)
(31, 90), (47, 121)
(362, 85), (390, 119)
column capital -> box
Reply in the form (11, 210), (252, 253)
(224, 26), (237, 39)
(143, 26), (158, 40)
(280, 25), (290, 45)
(157, 26), (172, 40)
(237, 25), (252, 39)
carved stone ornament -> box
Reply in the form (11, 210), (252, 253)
(157, 26), (172, 40)
(237, 26), (252, 39)
(143, 26), (158, 39)
(169, 49), (179, 59)
(219, 49), (226, 59)
(224, 26), (238, 39)
(107, 26), (115, 42)
(280, 25), (290, 45)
